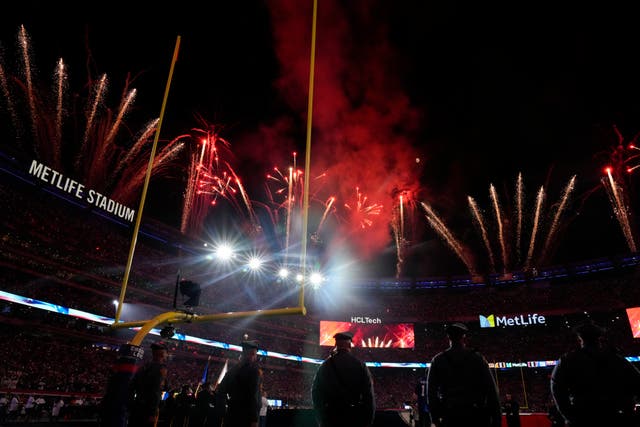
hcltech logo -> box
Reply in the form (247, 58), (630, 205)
(480, 313), (545, 328)
(350, 316), (382, 324)
(479, 314), (496, 328)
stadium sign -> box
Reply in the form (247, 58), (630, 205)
(479, 313), (545, 328)
(350, 316), (382, 324)
(28, 159), (136, 222)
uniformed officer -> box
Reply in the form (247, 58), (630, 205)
(128, 342), (169, 427)
(219, 340), (262, 427)
(550, 320), (640, 427)
(426, 323), (501, 427)
(311, 331), (376, 427)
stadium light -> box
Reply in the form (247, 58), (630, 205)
(309, 272), (324, 287)
(247, 256), (264, 271)
(278, 268), (289, 279)
(214, 243), (235, 261)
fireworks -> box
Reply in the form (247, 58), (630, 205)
(261, 152), (332, 263)
(264, 153), (305, 255)
(0, 32), (423, 275)
(420, 200), (477, 276)
(258, 152), (426, 277)
(391, 189), (421, 278)
(421, 173), (577, 276)
(600, 126), (638, 253)
(469, 195), (496, 272)
(2, 24), (622, 282)
(180, 123), (261, 237)
(602, 168), (636, 253)
(0, 25), (184, 207)
(343, 187), (383, 230)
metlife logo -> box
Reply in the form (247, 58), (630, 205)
(479, 314), (495, 328)
(479, 313), (546, 328)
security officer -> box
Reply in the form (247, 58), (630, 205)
(311, 331), (376, 427)
(128, 342), (169, 427)
(219, 340), (262, 427)
(426, 323), (501, 427)
(550, 320), (640, 427)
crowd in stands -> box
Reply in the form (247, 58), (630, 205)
(0, 294), (637, 422)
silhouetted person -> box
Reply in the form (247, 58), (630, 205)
(172, 384), (194, 427)
(415, 373), (431, 427)
(206, 383), (226, 427)
(51, 397), (64, 422)
(161, 386), (180, 426)
(219, 340), (262, 427)
(191, 382), (213, 427)
(311, 331), (376, 427)
(503, 393), (520, 427)
(426, 323), (501, 427)
(551, 320), (640, 427)
(128, 342), (169, 427)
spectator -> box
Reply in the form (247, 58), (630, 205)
(51, 397), (64, 422)
(35, 396), (47, 419)
(7, 394), (20, 421)
(259, 389), (268, 427)
(0, 393), (8, 423)
(426, 323), (501, 427)
(128, 342), (170, 427)
(24, 394), (36, 421)
(550, 320), (640, 427)
(311, 331), (376, 427)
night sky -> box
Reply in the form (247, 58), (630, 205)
(2, 1), (640, 278)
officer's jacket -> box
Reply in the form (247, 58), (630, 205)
(311, 349), (375, 426)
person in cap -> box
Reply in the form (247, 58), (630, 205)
(550, 320), (640, 427)
(219, 339), (263, 427)
(311, 331), (376, 427)
(127, 341), (169, 427)
(426, 323), (501, 427)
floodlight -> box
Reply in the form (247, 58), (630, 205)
(247, 256), (263, 271)
(278, 268), (289, 279)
